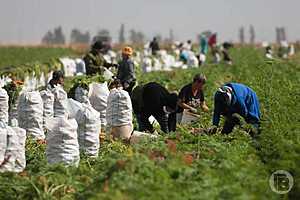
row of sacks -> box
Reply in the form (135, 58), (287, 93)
(140, 50), (199, 73)
(46, 83), (159, 166)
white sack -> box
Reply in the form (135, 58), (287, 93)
(46, 118), (79, 166)
(17, 91), (44, 140)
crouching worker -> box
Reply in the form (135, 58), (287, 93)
(211, 83), (260, 136)
(131, 82), (178, 133)
(177, 74), (209, 124)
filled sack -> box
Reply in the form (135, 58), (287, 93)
(76, 103), (101, 157)
(46, 118), (79, 166)
(17, 91), (44, 140)
(89, 82), (109, 127)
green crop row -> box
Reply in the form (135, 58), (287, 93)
(0, 47), (299, 199)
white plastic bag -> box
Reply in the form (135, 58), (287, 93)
(130, 131), (158, 144)
(17, 91), (44, 140)
(40, 90), (54, 128)
(106, 88), (133, 128)
(89, 82), (109, 127)
(52, 85), (69, 118)
(46, 118), (79, 166)
(0, 88), (9, 124)
(0, 126), (26, 172)
(76, 103), (100, 157)
(181, 110), (200, 124)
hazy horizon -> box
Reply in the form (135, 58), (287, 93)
(0, 0), (299, 44)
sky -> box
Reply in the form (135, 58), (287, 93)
(0, 0), (299, 44)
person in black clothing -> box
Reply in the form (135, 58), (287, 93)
(131, 82), (178, 133)
(117, 46), (136, 94)
(222, 42), (233, 65)
(177, 74), (209, 123)
(149, 37), (160, 56)
(48, 70), (64, 89)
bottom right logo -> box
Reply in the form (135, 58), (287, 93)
(269, 170), (294, 194)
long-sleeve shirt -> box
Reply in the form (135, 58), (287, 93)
(117, 58), (136, 85)
(213, 83), (260, 126)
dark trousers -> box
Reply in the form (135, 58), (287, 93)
(222, 114), (260, 136)
(136, 112), (177, 133)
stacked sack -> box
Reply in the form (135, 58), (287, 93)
(45, 85), (80, 166)
(75, 86), (100, 157)
(0, 122), (26, 173)
(17, 91), (44, 140)
(89, 82), (109, 131)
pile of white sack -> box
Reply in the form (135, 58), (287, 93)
(0, 122), (26, 173)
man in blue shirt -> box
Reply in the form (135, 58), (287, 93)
(212, 83), (260, 135)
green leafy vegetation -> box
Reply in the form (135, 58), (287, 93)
(0, 47), (299, 199)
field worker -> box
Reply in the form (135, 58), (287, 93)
(177, 74), (209, 123)
(48, 70), (64, 89)
(200, 35), (208, 55)
(265, 46), (273, 59)
(212, 83), (260, 135)
(222, 42), (233, 65)
(149, 37), (160, 56)
(208, 33), (217, 48)
(117, 46), (136, 94)
(131, 82), (178, 133)
(183, 40), (192, 51)
(83, 40), (116, 75)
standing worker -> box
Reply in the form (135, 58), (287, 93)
(117, 46), (136, 94)
(83, 41), (116, 76)
(211, 83), (260, 136)
(149, 37), (160, 56)
(177, 74), (209, 123)
(131, 82), (178, 133)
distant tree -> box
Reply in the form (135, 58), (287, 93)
(239, 26), (245, 44)
(92, 29), (111, 43)
(118, 24), (126, 44)
(129, 29), (145, 44)
(41, 31), (54, 44)
(41, 26), (66, 45)
(70, 28), (90, 44)
(249, 25), (255, 44)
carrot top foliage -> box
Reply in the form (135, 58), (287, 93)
(0, 47), (299, 200)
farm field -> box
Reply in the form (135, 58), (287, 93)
(0, 46), (299, 200)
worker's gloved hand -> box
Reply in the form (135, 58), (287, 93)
(189, 107), (198, 114)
